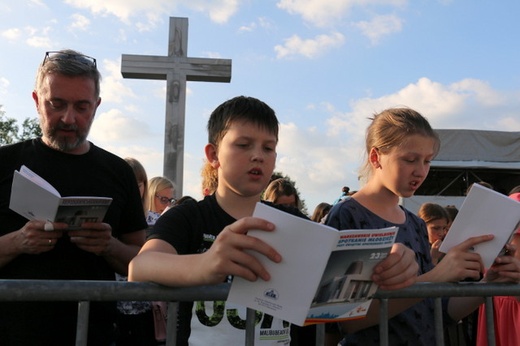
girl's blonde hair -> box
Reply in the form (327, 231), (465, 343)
(360, 107), (440, 181)
(200, 160), (218, 196)
(147, 176), (176, 213)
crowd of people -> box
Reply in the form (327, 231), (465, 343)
(0, 48), (519, 346)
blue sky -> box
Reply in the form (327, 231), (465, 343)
(1, 0), (519, 212)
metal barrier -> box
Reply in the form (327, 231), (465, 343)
(1, 280), (519, 346)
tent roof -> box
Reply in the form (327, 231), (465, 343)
(432, 129), (520, 168)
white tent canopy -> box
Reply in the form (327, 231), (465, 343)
(432, 129), (520, 169)
(403, 129), (520, 214)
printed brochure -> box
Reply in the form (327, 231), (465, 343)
(227, 202), (398, 326)
(9, 165), (112, 229)
(439, 183), (520, 269)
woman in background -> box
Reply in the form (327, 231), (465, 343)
(146, 176), (176, 225)
(264, 178), (301, 209)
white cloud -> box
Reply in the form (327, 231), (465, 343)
(277, 0), (406, 27)
(274, 120), (364, 211)
(451, 78), (505, 107)
(353, 14), (403, 45)
(277, 0), (355, 27)
(90, 108), (156, 142)
(69, 13), (91, 31)
(239, 22), (257, 32)
(63, 0), (242, 26)
(26, 36), (52, 48)
(275, 32), (345, 59)
(0, 77), (9, 95)
(239, 17), (274, 33)
(203, 0), (241, 24)
(326, 77), (520, 138)
(1, 28), (21, 41)
(99, 58), (137, 104)
(2, 26), (53, 47)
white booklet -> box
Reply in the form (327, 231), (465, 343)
(439, 183), (520, 268)
(9, 165), (112, 229)
(227, 202), (398, 326)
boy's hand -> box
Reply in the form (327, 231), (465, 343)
(431, 234), (493, 282)
(201, 217), (282, 284)
(373, 243), (418, 290)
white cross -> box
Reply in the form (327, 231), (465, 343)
(121, 17), (232, 196)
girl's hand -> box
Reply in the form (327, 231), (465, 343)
(430, 235), (493, 282)
(485, 243), (520, 283)
(373, 243), (418, 290)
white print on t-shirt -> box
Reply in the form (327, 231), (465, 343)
(189, 300), (290, 345)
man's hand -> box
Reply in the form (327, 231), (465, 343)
(16, 220), (65, 254)
(68, 222), (113, 255)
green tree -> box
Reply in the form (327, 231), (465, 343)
(0, 105), (42, 145)
(19, 117), (42, 140)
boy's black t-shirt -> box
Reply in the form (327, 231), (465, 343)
(149, 194), (308, 345)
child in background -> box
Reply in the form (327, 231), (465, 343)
(264, 178), (301, 209)
(128, 96), (418, 346)
(325, 107), (520, 345)
(445, 205), (459, 232)
(418, 202), (450, 265)
(146, 176), (176, 225)
(311, 202), (332, 224)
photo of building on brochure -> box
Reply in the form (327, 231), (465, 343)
(305, 247), (388, 324)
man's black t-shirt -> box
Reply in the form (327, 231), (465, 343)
(0, 138), (148, 345)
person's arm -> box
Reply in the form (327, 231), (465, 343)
(0, 220), (65, 268)
(129, 217), (281, 286)
(339, 235), (498, 333)
(68, 222), (146, 275)
(337, 242), (421, 333)
(448, 243), (520, 321)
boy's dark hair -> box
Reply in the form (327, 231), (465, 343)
(207, 96), (279, 146)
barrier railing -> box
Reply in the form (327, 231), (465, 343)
(1, 280), (519, 346)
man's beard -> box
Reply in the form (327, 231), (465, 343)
(45, 123), (89, 152)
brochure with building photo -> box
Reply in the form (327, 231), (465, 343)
(9, 165), (112, 229)
(227, 202), (398, 326)
(439, 183), (520, 269)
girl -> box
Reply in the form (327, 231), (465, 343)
(325, 107), (520, 345)
(146, 176), (176, 224)
(418, 202), (450, 265)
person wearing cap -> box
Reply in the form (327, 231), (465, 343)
(0, 49), (147, 345)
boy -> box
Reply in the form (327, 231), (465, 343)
(129, 96), (418, 345)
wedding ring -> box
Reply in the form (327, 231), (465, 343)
(44, 221), (54, 231)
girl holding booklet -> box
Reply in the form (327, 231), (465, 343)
(325, 107), (520, 345)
